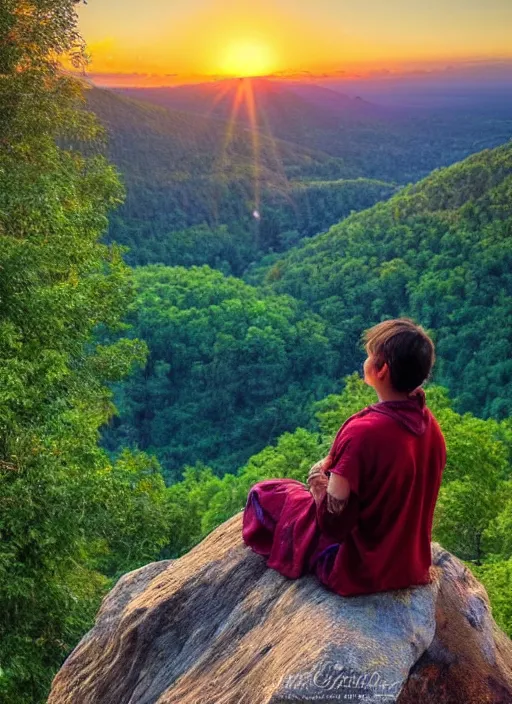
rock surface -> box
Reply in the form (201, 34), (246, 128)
(48, 512), (512, 704)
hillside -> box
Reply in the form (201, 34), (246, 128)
(85, 86), (396, 273)
(102, 264), (342, 480)
(101, 143), (512, 483)
(244, 142), (512, 419)
(86, 81), (511, 275)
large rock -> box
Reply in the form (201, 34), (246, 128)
(48, 512), (512, 703)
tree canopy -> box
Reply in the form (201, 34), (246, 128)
(0, 3), (167, 700)
(246, 143), (512, 419)
(103, 264), (341, 481)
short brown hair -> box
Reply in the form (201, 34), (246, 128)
(360, 318), (436, 393)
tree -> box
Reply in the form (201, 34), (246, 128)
(103, 264), (341, 480)
(0, 3), (166, 701)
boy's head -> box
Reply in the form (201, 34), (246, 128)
(360, 318), (435, 396)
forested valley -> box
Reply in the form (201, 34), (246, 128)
(1, 2), (512, 702)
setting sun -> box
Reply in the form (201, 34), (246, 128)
(219, 40), (277, 77)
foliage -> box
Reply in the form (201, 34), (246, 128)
(162, 427), (324, 558)
(102, 264), (340, 481)
(469, 559), (512, 637)
(83, 450), (169, 579)
(0, 2), (167, 701)
(105, 146), (512, 487)
(245, 142), (512, 420)
(432, 412), (512, 563)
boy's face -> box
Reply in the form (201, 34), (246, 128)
(363, 347), (388, 388)
(362, 344), (412, 401)
(363, 351), (374, 386)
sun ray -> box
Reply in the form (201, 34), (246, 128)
(243, 79), (261, 213)
(210, 80), (247, 220)
(254, 88), (298, 220)
(257, 95), (291, 190)
(209, 76), (295, 238)
(204, 80), (234, 120)
(221, 80), (245, 157)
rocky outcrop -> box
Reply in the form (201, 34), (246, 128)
(48, 512), (512, 704)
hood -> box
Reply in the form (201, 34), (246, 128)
(366, 386), (428, 436)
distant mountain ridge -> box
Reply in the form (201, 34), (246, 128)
(86, 79), (511, 275)
(114, 76), (382, 122)
(113, 76), (512, 182)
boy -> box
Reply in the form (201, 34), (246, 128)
(307, 317), (447, 595)
(242, 317), (446, 597)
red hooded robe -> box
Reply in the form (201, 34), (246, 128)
(242, 387), (447, 596)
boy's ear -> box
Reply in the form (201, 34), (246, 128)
(378, 361), (389, 379)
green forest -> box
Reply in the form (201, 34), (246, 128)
(1, 2), (511, 703)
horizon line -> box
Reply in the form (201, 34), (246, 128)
(74, 57), (512, 89)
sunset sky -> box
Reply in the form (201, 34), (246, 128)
(77, 0), (512, 84)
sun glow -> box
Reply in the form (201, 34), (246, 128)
(219, 40), (276, 77)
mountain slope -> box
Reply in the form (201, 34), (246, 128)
(244, 142), (512, 419)
(85, 86), (396, 272)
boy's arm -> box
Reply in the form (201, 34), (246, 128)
(308, 458), (359, 542)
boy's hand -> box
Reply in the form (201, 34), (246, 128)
(307, 457), (330, 505)
(307, 454), (332, 484)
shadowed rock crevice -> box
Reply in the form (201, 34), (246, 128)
(395, 543), (512, 704)
(48, 513), (512, 704)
